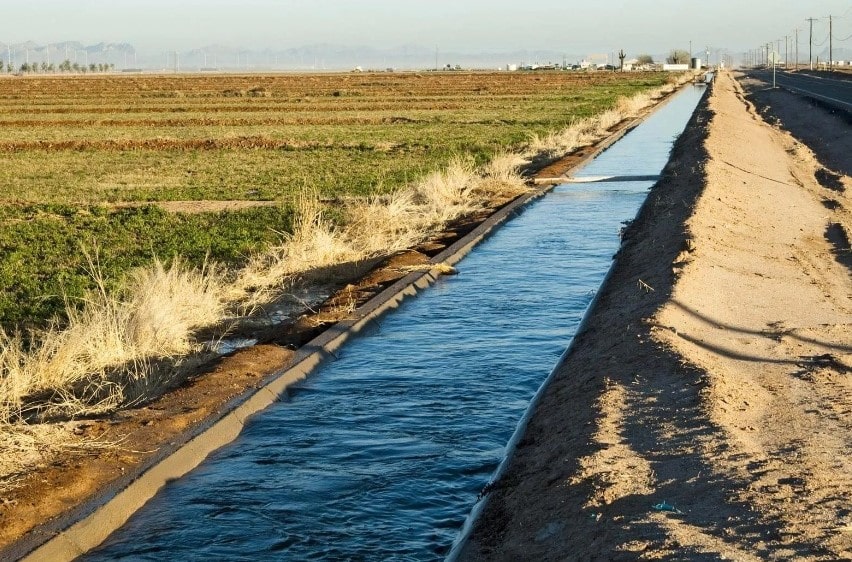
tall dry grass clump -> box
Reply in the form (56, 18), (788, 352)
(0, 256), (226, 423)
(234, 156), (527, 310)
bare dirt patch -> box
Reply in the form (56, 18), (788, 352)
(109, 200), (280, 214)
(462, 72), (852, 560)
(156, 200), (279, 214)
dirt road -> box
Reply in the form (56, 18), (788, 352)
(461, 72), (852, 560)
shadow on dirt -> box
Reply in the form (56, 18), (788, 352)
(825, 222), (852, 273)
(815, 168), (845, 192)
(739, 74), (851, 179)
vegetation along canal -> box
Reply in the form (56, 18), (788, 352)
(84, 84), (707, 561)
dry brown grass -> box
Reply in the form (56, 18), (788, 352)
(233, 155), (527, 310)
(0, 255), (227, 423)
(0, 422), (116, 495)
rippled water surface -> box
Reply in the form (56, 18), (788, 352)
(85, 85), (706, 561)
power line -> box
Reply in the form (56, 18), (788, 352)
(812, 32), (830, 47)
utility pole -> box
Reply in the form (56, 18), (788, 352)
(806, 17), (816, 69)
(784, 35), (788, 69)
(828, 15), (833, 72)
(771, 43), (776, 87)
(794, 28), (800, 70)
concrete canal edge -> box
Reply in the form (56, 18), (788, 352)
(9, 82), (697, 562)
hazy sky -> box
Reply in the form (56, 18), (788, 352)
(6, 0), (851, 55)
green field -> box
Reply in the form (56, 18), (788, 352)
(0, 71), (669, 329)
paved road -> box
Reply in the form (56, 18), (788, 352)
(750, 70), (852, 112)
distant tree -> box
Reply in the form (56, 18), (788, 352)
(109, 63), (115, 71)
(59, 59), (71, 72)
(666, 50), (690, 64)
(19, 63), (29, 73)
(0, 61), (4, 73)
(637, 54), (654, 65)
(71, 62), (80, 72)
(89, 63), (96, 73)
(48, 63), (55, 73)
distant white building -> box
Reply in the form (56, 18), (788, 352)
(622, 58), (639, 71)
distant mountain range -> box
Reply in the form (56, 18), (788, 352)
(1, 41), (849, 71)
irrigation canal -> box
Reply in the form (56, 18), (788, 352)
(83, 83), (708, 561)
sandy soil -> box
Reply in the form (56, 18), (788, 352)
(461, 72), (851, 560)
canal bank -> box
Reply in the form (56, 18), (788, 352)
(460, 72), (852, 561)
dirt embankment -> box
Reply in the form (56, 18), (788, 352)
(461, 72), (851, 560)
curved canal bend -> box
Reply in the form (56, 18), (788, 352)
(84, 84), (707, 561)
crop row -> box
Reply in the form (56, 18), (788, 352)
(0, 71), (656, 97)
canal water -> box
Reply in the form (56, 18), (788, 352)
(84, 84), (707, 561)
